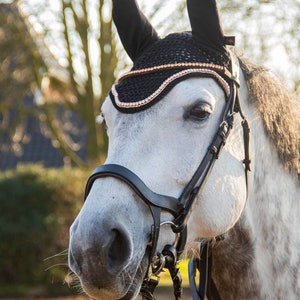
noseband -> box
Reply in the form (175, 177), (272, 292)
(84, 55), (251, 300)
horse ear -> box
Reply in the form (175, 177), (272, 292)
(187, 0), (228, 54)
(112, 0), (159, 61)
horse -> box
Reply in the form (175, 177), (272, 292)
(68, 0), (300, 299)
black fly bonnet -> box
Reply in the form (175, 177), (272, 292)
(85, 0), (251, 299)
(110, 0), (233, 113)
(110, 32), (232, 113)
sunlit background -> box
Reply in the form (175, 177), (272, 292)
(0, 0), (299, 298)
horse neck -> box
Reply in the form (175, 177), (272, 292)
(237, 71), (300, 254)
(244, 115), (300, 298)
(218, 102), (300, 300)
(212, 93), (300, 300)
(248, 111), (300, 243)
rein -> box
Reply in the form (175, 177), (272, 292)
(84, 55), (251, 300)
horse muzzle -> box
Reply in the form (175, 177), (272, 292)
(68, 177), (152, 299)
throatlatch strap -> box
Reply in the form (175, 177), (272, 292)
(188, 242), (210, 300)
(199, 243), (210, 299)
(188, 242), (222, 300)
(241, 118), (251, 194)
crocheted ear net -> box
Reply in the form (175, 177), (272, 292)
(109, 32), (231, 113)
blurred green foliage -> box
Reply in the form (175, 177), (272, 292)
(0, 165), (88, 296)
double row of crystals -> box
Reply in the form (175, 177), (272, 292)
(111, 63), (231, 109)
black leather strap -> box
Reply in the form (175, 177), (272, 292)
(85, 164), (179, 215)
(198, 243), (210, 300)
(188, 241), (222, 300)
(173, 114), (234, 233)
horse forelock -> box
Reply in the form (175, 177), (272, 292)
(240, 59), (300, 175)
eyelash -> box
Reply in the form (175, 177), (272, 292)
(187, 104), (212, 122)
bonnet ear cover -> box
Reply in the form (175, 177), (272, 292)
(110, 0), (233, 113)
(112, 0), (159, 61)
(187, 0), (228, 54)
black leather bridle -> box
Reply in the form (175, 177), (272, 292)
(84, 55), (251, 300)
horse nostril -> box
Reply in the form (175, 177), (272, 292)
(106, 228), (132, 273)
(68, 222), (133, 281)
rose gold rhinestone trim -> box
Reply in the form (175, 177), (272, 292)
(118, 62), (225, 82)
(112, 68), (230, 109)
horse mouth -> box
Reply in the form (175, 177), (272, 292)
(120, 254), (150, 300)
(120, 241), (164, 300)
(81, 251), (150, 300)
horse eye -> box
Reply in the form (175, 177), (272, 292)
(188, 104), (212, 121)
